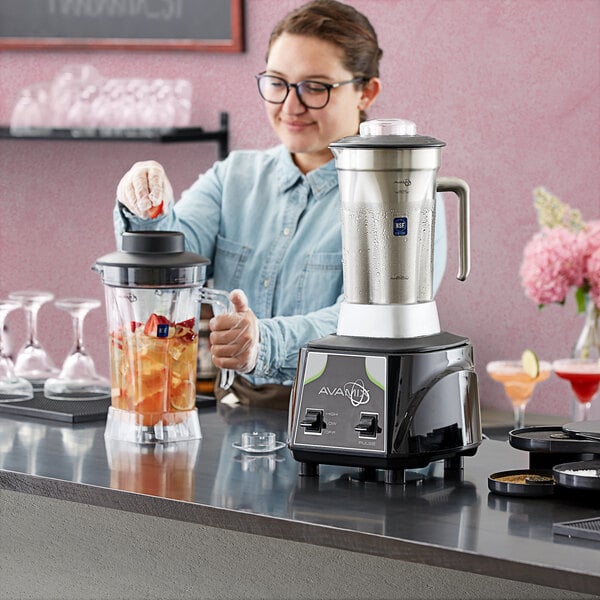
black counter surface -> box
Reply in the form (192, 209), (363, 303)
(0, 405), (599, 595)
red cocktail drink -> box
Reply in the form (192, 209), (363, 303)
(553, 359), (600, 421)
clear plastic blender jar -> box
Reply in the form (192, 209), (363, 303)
(94, 231), (232, 443)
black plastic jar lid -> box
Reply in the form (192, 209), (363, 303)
(562, 420), (600, 441)
(553, 461), (600, 491)
(121, 230), (186, 254)
(488, 469), (556, 497)
(93, 231), (210, 287)
(509, 425), (600, 454)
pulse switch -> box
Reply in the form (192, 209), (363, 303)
(355, 413), (380, 438)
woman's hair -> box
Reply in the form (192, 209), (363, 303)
(267, 0), (383, 120)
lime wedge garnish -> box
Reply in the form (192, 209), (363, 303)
(522, 349), (540, 378)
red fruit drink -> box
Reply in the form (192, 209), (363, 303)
(554, 361), (600, 404)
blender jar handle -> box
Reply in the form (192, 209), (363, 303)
(197, 288), (235, 390)
(436, 177), (471, 281)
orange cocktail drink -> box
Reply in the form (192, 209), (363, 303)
(486, 360), (551, 429)
(109, 314), (198, 427)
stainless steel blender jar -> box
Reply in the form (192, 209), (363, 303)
(94, 231), (233, 444)
(334, 118), (470, 337)
(288, 120), (481, 483)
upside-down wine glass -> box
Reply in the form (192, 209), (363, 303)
(44, 298), (110, 400)
(486, 359), (552, 430)
(0, 299), (34, 402)
(8, 290), (58, 389)
(43, 298), (110, 400)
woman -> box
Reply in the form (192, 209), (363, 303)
(114, 0), (445, 407)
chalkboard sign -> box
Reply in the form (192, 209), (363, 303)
(0, 0), (244, 52)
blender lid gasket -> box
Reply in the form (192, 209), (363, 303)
(552, 461), (600, 491)
(488, 469), (556, 497)
(330, 133), (446, 149)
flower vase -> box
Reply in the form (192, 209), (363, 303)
(569, 296), (600, 421)
(572, 296), (600, 360)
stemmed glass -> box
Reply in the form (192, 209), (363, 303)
(486, 359), (552, 430)
(43, 298), (110, 400)
(552, 358), (600, 422)
(7, 291), (58, 390)
(0, 299), (34, 402)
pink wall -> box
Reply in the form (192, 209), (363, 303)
(1, 0), (598, 418)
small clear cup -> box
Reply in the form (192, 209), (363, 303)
(241, 431), (276, 453)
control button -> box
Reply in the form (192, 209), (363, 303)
(354, 413), (380, 438)
(300, 409), (324, 434)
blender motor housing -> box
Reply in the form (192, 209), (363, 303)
(288, 333), (481, 483)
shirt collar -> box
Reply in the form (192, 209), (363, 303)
(275, 145), (338, 199)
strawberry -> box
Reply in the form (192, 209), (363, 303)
(143, 313), (174, 338)
(130, 321), (143, 332)
(174, 317), (197, 342)
(148, 201), (164, 219)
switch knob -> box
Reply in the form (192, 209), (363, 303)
(355, 413), (379, 438)
(300, 409), (324, 434)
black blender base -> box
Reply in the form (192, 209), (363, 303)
(289, 333), (482, 484)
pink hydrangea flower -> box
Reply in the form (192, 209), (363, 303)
(580, 221), (600, 308)
(587, 246), (600, 308)
(582, 220), (600, 262)
(520, 227), (585, 305)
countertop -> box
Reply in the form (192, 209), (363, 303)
(0, 404), (598, 596)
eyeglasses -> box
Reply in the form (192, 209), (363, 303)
(255, 73), (365, 110)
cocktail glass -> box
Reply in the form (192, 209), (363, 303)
(486, 360), (552, 430)
(43, 298), (110, 400)
(0, 299), (34, 402)
(552, 358), (600, 422)
(8, 290), (59, 389)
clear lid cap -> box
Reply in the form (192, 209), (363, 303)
(359, 118), (417, 137)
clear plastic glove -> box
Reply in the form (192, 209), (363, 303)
(116, 160), (174, 220)
(209, 289), (259, 375)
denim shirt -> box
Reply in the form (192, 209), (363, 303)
(114, 145), (447, 386)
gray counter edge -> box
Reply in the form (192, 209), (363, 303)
(1, 469), (597, 595)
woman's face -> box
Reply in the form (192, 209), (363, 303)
(264, 33), (379, 174)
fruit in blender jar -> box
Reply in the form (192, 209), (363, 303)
(109, 314), (198, 425)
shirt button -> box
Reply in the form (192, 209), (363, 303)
(263, 279), (270, 288)
(283, 227), (290, 237)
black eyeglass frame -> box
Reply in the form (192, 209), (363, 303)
(255, 72), (367, 109)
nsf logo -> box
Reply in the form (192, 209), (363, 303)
(393, 217), (408, 236)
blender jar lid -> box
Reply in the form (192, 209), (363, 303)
(93, 231), (210, 287)
(331, 118), (445, 149)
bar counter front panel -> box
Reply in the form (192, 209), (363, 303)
(0, 405), (599, 597)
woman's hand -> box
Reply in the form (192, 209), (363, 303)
(116, 160), (174, 219)
(209, 289), (260, 374)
